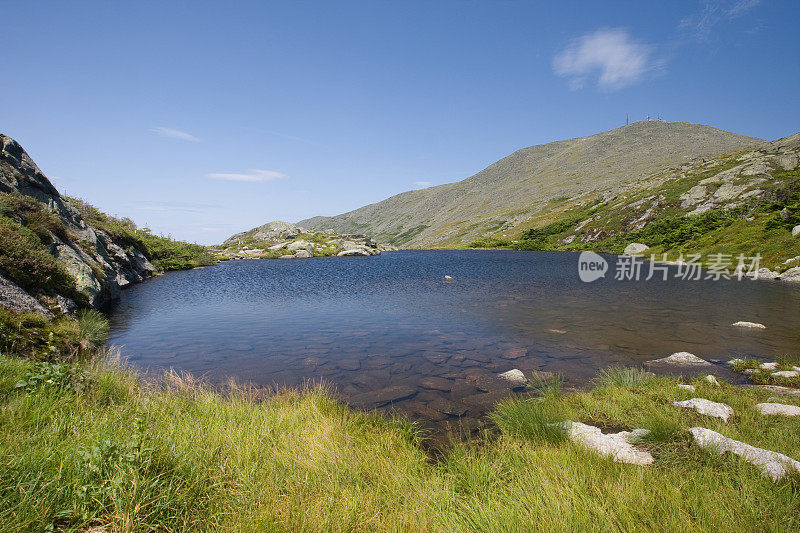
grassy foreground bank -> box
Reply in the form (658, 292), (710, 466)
(3, 346), (800, 531)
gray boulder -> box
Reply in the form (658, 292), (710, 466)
(0, 273), (54, 318)
(287, 240), (314, 254)
(623, 243), (649, 256)
(778, 267), (800, 282)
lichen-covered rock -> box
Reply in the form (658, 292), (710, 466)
(674, 398), (734, 421)
(647, 352), (711, 366)
(689, 427), (800, 480)
(565, 422), (654, 466)
(0, 273), (54, 318)
(755, 403), (800, 416)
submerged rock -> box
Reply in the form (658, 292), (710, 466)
(350, 386), (417, 408)
(674, 398), (734, 421)
(755, 403), (800, 416)
(497, 369), (527, 385)
(565, 422), (654, 466)
(689, 427), (800, 481)
(731, 321), (766, 329)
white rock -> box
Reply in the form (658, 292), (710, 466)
(677, 384), (696, 392)
(647, 352), (711, 366)
(731, 321), (766, 329)
(623, 243), (649, 256)
(705, 375), (721, 386)
(674, 398), (734, 422)
(750, 385), (800, 397)
(565, 422), (654, 466)
(779, 267), (800, 282)
(268, 242), (288, 250)
(760, 362), (779, 370)
(748, 268), (779, 280)
(727, 358), (744, 366)
(337, 249), (372, 257)
(772, 370), (800, 378)
(792, 225), (800, 237)
(444, 275), (453, 280)
(689, 427), (800, 481)
(287, 240), (314, 254)
(755, 403), (800, 416)
(498, 369), (527, 385)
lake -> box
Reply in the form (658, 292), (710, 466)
(108, 250), (800, 436)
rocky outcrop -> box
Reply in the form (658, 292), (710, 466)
(220, 220), (392, 260)
(0, 134), (156, 312)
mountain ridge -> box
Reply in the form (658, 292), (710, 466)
(298, 121), (764, 247)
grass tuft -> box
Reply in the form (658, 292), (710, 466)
(595, 366), (653, 388)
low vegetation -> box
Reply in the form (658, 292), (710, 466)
(467, 155), (800, 270)
(68, 197), (215, 271)
(2, 307), (800, 531)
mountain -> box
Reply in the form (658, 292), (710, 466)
(0, 134), (212, 315)
(298, 121), (764, 247)
(500, 130), (800, 274)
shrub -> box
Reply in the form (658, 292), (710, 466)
(0, 215), (78, 297)
(467, 237), (511, 248)
(622, 209), (743, 249)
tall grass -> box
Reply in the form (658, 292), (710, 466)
(2, 354), (800, 531)
(595, 365), (653, 388)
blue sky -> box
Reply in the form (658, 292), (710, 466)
(2, 0), (798, 244)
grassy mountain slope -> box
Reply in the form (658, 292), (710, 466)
(471, 132), (800, 272)
(299, 121), (763, 247)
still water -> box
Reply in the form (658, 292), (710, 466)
(108, 251), (800, 434)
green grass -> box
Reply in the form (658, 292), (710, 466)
(3, 332), (800, 532)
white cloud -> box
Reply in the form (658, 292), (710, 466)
(205, 169), (288, 183)
(728, 0), (762, 17)
(150, 127), (200, 142)
(553, 28), (653, 90)
(413, 181), (432, 189)
(679, 0), (763, 40)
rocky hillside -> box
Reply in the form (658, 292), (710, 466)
(299, 121), (763, 247)
(0, 134), (213, 316)
(477, 131), (800, 276)
(217, 221), (395, 259)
